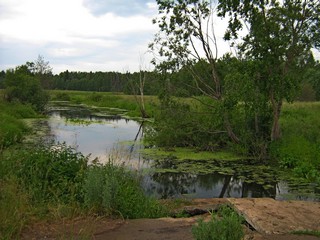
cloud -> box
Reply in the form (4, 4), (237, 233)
(0, 0), (158, 73)
(83, 0), (156, 17)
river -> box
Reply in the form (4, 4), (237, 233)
(43, 102), (319, 201)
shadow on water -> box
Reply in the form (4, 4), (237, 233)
(41, 103), (320, 201)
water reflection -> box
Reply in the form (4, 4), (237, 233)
(143, 172), (277, 199)
(44, 104), (320, 201)
(48, 111), (143, 163)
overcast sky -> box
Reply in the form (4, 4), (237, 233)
(0, 0), (319, 74)
(0, 0), (163, 73)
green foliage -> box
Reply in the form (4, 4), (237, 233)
(83, 160), (167, 219)
(88, 92), (104, 102)
(4, 64), (49, 112)
(53, 92), (71, 101)
(14, 144), (88, 204)
(192, 205), (244, 240)
(0, 100), (37, 149)
(0, 113), (28, 149)
(304, 65), (320, 101)
(271, 103), (320, 183)
(146, 96), (227, 150)
(0, 177), (30, 239)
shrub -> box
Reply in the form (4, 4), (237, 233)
(192, 205), (244, 240)
(16, 144), (88, 203)
(4, 65), (49, 112)
(83, 160), (167, 219)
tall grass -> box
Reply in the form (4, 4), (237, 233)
(83, 159), (167, 219)
(271, 102), (320, 183)
(0, 144), (168, 238)
(0, 177), (30, 239)
(192, 205), (244, 240)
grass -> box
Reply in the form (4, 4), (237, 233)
(0, 99), (39, 150)
(192, 205), (244, 240)
(49, 90), (159, 118)
(292, 230), (320, 237)
(271, 101), (320, 184)
(0, 144), (169, 238)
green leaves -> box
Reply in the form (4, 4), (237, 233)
(4, 64), (49, 112)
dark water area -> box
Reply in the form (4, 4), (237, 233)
(44, 103), (320, 201)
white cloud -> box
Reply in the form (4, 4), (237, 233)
(0, 0), (158, 72)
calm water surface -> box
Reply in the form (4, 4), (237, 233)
(46, 107), (320, 201)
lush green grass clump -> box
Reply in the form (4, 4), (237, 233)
(83, 160), (167, 219)
(192, 205), (244, 240)
(0, 100), (38, 149)
(0, 143), (167, 239)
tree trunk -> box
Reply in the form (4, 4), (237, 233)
(270, 93), (282, 141)
(224, 113), (240, 143)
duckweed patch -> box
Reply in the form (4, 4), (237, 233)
(150, 157), (279, 188)
(142, 147), (243, 162)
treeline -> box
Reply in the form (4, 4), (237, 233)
(1, 60), (319, 101)
(52, 70), (162, 95)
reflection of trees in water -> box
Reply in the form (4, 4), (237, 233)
(145, 172), (198, 199)
(144, 170), (278, 199)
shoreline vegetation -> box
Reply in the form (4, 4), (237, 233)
(0, 90), (320, 238)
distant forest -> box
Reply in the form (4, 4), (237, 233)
(0, 58), (319, 101)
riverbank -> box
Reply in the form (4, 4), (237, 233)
(21, 198), (320, 240)
(1, 91), (320, 238)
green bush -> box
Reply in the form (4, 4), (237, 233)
(15, 144), (88, 203)
(83, 160), (167, 219)
(4, 65), (49, 112)
(192, 206), (244, 240)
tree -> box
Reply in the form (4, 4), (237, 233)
(150, 0), (240, 143)
(33, 55), (53, 89)
(4, 63), (49, 112)
(0, 70), (5, 89)
(217, 0), (320, 140)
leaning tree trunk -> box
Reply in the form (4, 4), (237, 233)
(224, 113), (240, 144)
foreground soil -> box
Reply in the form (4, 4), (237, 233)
(22, 198), (320, 240)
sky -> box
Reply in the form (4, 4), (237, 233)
(0, 0), (319, 74)
(0, 0), (163, 73)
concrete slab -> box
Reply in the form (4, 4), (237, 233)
(227, 198), (320, 234)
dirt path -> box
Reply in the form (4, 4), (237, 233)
(22, 198), (320, 240)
